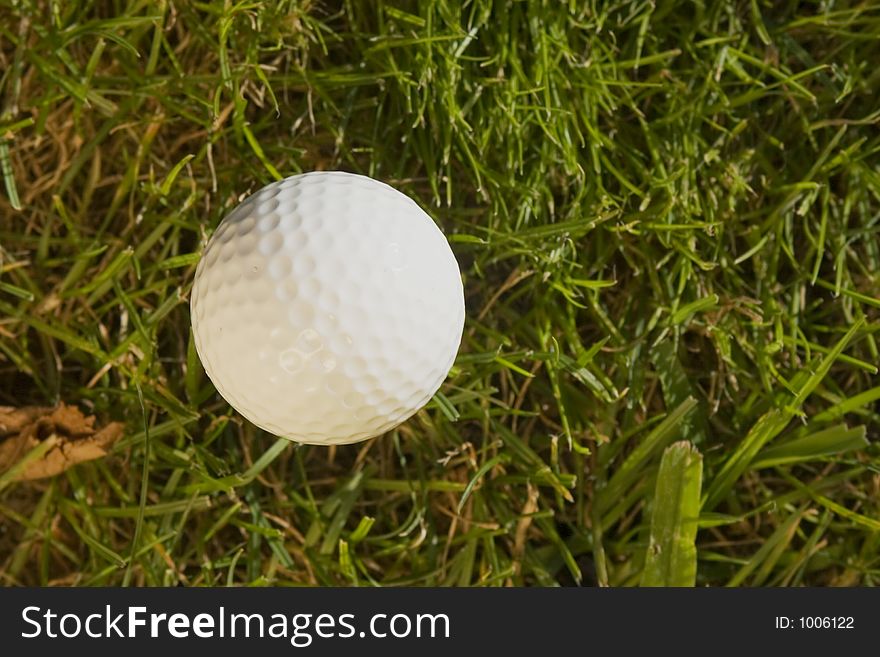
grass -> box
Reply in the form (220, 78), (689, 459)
(0, 0), (878, 587)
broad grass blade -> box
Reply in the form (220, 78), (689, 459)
(641, 441), (703, 587)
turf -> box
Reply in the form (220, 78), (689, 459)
(1, 0), (879, 587)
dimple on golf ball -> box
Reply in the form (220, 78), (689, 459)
(190, 171), (465, 445)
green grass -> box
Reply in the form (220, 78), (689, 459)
(1, 0), (879, 587)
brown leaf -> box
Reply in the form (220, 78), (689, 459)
(0, 406), (53, 437)
(46, 404), (97, 436)
(0, 404), (124, 481)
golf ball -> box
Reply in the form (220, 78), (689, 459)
(190, 171), (465, 445)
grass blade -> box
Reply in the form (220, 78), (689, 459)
(703, 318), (865, 511)
(751, 424), (867, 469)
(600, 397), (697, 512)
(641, 441), (703, 587)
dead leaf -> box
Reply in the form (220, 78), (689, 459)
(0, 404), (124, 481)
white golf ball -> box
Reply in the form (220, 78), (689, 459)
(190, 171), (465, 445)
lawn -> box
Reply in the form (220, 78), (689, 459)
(1, 0), (878, 586)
